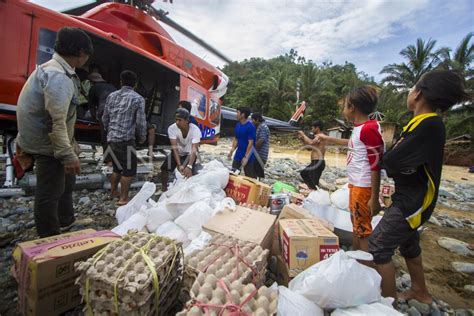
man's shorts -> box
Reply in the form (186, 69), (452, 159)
(147, 122), (156, 130)
(369, 206), (421, 264)
(109, 140), (137, 177)
(349, 184), (373, 238)
(160, 153), (197, 174)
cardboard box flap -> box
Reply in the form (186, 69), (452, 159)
(280, 219), (336, 238)
(203, 206), (276, 247)
(279, 204), (334, 232)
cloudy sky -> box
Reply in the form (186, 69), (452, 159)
(32, 0), (473, 81)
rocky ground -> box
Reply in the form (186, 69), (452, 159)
(0, 137), (473, 315)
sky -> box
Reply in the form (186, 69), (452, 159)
(32, 0), (473, 81)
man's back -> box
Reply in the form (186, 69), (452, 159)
(103, 86), (146, 143)
(89, 82), (116, 119)
(311, 133), (326, 160)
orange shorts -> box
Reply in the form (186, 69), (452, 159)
(349, 184), (373, 238)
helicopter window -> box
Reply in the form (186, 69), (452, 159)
(36, 28), (56, 65)
(210, 99), (220, 125)
(187, 86), (206, 120)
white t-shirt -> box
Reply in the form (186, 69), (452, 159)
(347, 120), (384, 187)
(168, 123), (201, 155)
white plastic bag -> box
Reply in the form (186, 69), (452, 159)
(112, 212), (147, 236)
(277, 286), (324, 316)
(145, 204), (173, 232)
(155, 221), (189, 245)
(332, 301), (402, 316)
(175, 201), (214, 240)
(330, 183), (350, 210)
(289, 250), (381, 309)
(183, 231), (213, 256)
(115, 182), (156, 224)
(306, 188), (331, 206)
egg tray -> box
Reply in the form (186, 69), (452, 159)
(78, 268), (181, 312)
(75, 232), (184, 315)
(185, 234), (269, 285)
(177, 276), (278, 316)
(239, 203), (271, 213)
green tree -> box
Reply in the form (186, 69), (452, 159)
(381, 38), (442, 89)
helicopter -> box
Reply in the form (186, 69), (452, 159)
(0, 0), (301, 188)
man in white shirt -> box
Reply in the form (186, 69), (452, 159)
(161, 108), (201, 191)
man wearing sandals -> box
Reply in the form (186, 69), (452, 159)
(103, 70), (147, 205)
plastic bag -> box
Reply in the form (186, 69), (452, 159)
(277, 286), (324, 316)
(306, 188), (331, 206)
(289, 250), (381, 309)
(175, 200), (214, 240)
(212, 197), (236, 215)
(183, 231), (213, 256)
(115, 182), (156, 224)
(155, 221), (189, 245)
(145, 204), (173, 232)
(330, 183), (350, 210)
(112, 212), (147, 236)
(332, 301), (402, 316)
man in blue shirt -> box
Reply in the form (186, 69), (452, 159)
(251, 113), (270, 179)
(227, 107), (257, 178)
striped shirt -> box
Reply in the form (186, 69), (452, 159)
(102, 86), (147, 143)
(256, 123), (270, 162)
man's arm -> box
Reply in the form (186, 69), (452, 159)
(227, 138), (238, 160)
(297, 131), (321, 146)
(136, 97), (147, 144)
(182, 142), (199, 178)
(43, 72), (79, 168)
(242, 139), (254, 166)
(88, 85), (97, 120)
(169, 138), (182, 168)
(102, 95), (111, 131)
(317, 134), (350, 146)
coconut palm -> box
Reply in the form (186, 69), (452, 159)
(380, 38), (443, 89)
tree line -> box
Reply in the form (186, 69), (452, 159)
(220, 33), (473, 141)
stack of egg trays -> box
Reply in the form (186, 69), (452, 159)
(185, 234), (269, 288)
(239, 202), (271, 213)
(177, 275), (278, 316)
(75, 231), (184, 316)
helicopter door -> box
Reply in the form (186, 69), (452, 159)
(180, 77), (219, 143)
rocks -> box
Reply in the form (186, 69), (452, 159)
(25, 220), (35, 229)
(464, 285), (474, 293)
(438, 237), (474, 257)
(406, 306), (422, 316)
(7, 224), (20, 232)
(408, 299), (431, 315)
(14, 206), (30, 215)
(452, 261), (474, 274)
(78, 196), (91, 205)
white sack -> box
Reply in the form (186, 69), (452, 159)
(115, 182), (156, 224)
(155, 221), (189, 245)
(183, 231), (213, 256)
(306, 188), (331, 206)
(277, 286), (324, 316)
(330, 183), (350, 210)
(332, 301), (402, 316)
(175, 200), (214, 240)
(289, 250), (381, 309)
(112, 212), (147, 236)
(145, 204), (173, 232)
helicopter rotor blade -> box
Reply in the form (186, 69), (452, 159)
(149, 7), (232, 64)
(61, 0), (108, 15)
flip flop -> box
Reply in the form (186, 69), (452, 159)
(116, 200), (129, 207)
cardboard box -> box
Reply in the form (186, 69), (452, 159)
(280, 219), (339, 277)
(270, 204), (334, 257)
(225, 174), (271, 206)
(203, 206), (276, 249)
(282, 189), (305, 205)
(275, 255), (292, 286)
(13, 229), (120, 316)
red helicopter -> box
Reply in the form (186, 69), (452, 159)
(0, 0), (230, 148)
(0, 0), (303, 189)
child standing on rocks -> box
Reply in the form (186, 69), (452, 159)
(317, 86), (384, 252)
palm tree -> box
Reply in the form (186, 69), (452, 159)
(452, 32), (474, 73)
(380, 38), (443, 89)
